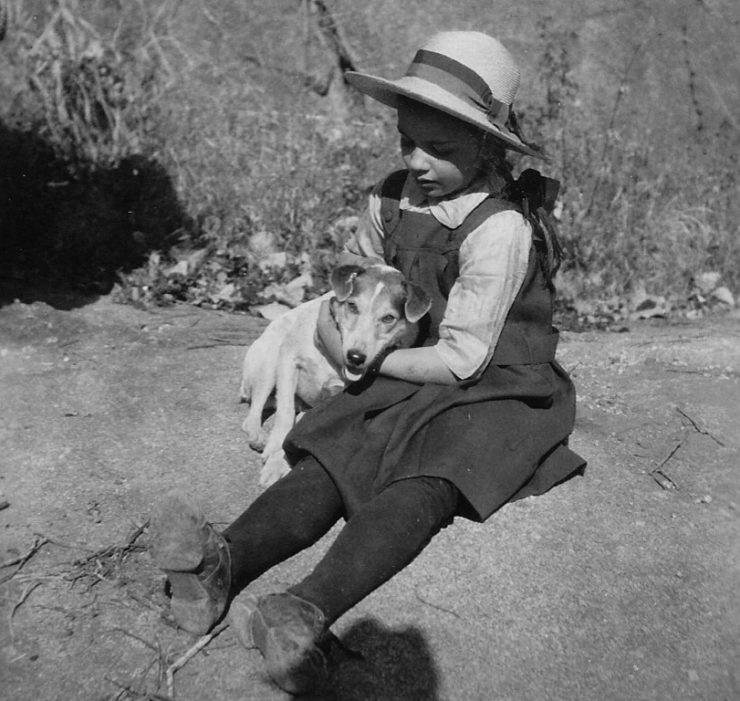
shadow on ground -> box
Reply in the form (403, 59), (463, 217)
(318, 618), (441, 700)
(0, 121), (189, 309)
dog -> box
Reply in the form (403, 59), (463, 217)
(240, 263), (431, 487)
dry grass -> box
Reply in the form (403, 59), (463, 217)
(1, 0), (737, 316)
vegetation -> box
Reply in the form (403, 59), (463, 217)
(1, 0), (737, 325)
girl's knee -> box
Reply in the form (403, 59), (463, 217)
(387, 476), (458, 527)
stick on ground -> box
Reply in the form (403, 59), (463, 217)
(165, 621), (229, 697)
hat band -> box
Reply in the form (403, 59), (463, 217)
(406, 49), (509, 128)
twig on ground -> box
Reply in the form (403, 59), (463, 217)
(650, 441), (682, 490)
(109, 627), (161, 652)
(105, 676), (175, 701)
(414, 586), (462, 620)
(9, 580), (44, 639)
(676, 407), (725, 446)
(651, 468), (678, 491)
(72, 520), (149, 568)
(33, 533), (97, 553)
(107, 628), (171, 699)
(186, 336), (248, 350)
(0, 536), (49, 584)
(654, 441), (683, 471)
(165, 621), (229, 698)
(65, 520), (149, 589)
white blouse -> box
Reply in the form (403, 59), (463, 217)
(342, 173), (532, 380)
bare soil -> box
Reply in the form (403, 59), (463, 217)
(1, 297), (738, 701)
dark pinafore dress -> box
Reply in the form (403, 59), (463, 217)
(284, 171), (586, 521)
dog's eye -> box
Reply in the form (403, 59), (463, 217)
(346, 302), (359, 315)
(380, 314), (397, 325)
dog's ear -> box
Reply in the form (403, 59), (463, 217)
(404, 282), (432, 323)
(330, 265), (364, 301)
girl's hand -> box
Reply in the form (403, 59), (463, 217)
(315, 298), (344, 370)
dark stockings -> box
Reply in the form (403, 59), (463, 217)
(223, 459), (343, 590)
(222, 457), (458, 625)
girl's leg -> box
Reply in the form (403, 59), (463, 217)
(150, 457), (343, 634)
(227, 475), (458, 694)
(290, 474), (458, 624)
(223, 456), (344, 592)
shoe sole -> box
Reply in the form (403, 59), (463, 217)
(151, 492), (209, 570)
(151, 491), (223, 635)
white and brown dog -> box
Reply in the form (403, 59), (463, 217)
(240, 263), (431, 487)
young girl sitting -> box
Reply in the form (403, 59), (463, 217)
(151, 30), (586, 696)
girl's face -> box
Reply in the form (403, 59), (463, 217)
(397, 98), (483, 199)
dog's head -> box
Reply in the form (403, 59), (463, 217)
(330, 264), (432, 382)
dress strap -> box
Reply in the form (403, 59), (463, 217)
(379, 170), (408, 237)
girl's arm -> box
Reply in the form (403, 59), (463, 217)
(386, 211), (532, 384)
(432, 210), (532, 380)
(320, 211), (531, 386)
(377, 346), (458, 384)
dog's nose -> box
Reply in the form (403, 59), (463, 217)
(346, 349), (366, 368)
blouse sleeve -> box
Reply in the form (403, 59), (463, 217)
(434, 209), (532, 380)
(341, 181), (386, 262)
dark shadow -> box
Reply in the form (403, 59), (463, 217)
(309, 617), (442, 701)
(0, 120), (191, 309)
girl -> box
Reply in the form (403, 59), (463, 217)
(151, 31), (585, 696)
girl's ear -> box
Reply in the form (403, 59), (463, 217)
(330, 265), (364, 301)
(404, 282), (432, 323)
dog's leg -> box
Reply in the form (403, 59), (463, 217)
(241, 346), (275, 453)
(258, 451), (291, 488)
(260, 359), (298, 459)
(258, 353), (299, 485)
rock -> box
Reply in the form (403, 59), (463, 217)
(711, 286), (735, 307)
(694, 271), (721, 295)
(214, 282), (236, 302)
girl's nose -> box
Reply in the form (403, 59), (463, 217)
(406, 146), (429, 173)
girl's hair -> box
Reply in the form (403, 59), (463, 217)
(476, 106), (543, 185)
(505, 107), (544, 159)
(476, 133), (514, 186)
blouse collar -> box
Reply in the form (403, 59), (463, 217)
(399, 172), (508, 229)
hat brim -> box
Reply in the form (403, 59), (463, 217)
(346, 71), (542, 159)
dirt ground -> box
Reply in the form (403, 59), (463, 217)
(0, 295), (738, 701)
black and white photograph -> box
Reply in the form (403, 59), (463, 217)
(1, 1), (738, 699)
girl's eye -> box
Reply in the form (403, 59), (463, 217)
(430, 144), (452, 157)
(346, 302), (359, 315)
(381, 314), (397, 325)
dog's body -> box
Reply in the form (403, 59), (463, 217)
(240, 292), (344, 486)
(240, 264), (431, 487)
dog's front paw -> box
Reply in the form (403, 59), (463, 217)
(258, 452), (291, 488)
(242, 419), (268, 452)
(248, 435), (268, 453)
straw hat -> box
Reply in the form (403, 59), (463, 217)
(346, 31), (540, 158)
